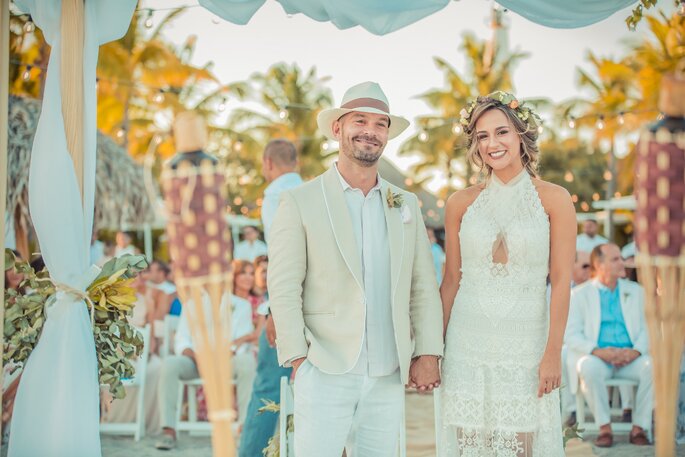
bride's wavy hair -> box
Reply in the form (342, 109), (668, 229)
(464, 96), (540, 179)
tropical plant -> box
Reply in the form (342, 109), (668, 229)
(218, 62), (334, 216)
(399, 27), (529, 198)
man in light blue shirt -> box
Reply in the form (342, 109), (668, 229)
(239, 139), (302, 457)
(566, 243), (652, 448)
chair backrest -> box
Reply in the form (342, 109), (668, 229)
(279, 377), (294, 457)
(161, 315), (181, 358)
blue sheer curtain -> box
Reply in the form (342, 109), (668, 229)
(198, 0), (638, 34)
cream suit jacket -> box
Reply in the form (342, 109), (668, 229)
(267, 166), (444, 384)
(565, 278), (648, 394)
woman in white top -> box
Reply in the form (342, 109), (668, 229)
(439, 92), (576, 456)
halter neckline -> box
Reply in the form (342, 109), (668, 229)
(489, 168), (529, 188)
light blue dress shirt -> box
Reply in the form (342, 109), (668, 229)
(597, 282), (633, 349)
(262, 172), (303, 243)
(334, 164), (399, 377)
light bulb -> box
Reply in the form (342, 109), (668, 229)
(321, 142), (330, 152)
(218, 98), (227, 112)
(279, 109), (288, 120)
(418, 130), (429, 142)
(568, 117), (576, 129)
(153, 92), (164, 103)
(23, 21), (35, 33)
(144, 11), (154, 29)
(452, 123), (461, 134)
(617, 112), (625, 125)
(22, 67), (31, 80)
(596, 116), (605, 130)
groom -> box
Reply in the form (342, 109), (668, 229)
(268, 81), (443, 456)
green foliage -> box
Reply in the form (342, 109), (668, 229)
(626, 0), (661, 30)
(3, 250), (148, 399)
(538, 135), (607, 211)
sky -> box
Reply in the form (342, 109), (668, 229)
(142, 0), (668, 191)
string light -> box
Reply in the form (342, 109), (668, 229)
(321, 141), (330, 152)
(217, 97), (227, 112)
(22, 65), (31, 81)
(564, 171), (574, 183)
(603, 170), (612, 181)
(617, 111), (625, 125)
(116, 128), (126, 139)
(596, 115), (605, 130)
(568, 116), (576, 129)
(23, 18), (35, 33)
(418, 130), (429, 143)
(144, 10), (154, 29)
(234, 140), (243, 152)
(153, 91), (165, 103)
(537, 125), (544, 134)
(278, 109), (288, 120)
(452, 123), (462, 134)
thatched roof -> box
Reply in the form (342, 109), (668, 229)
(7, 95), (156, 232)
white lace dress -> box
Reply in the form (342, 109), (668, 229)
(440, 170), (564, 456)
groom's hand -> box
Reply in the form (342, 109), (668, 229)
(408, 355), (440, 392)
(291, 357), (306, 377)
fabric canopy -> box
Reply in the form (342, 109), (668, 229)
(198, 0), (638, 34)
(7, 1), (135, 456)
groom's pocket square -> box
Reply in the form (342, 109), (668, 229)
(401, 205), (412, 224)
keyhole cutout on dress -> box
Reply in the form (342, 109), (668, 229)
(492, 231), (509, 265)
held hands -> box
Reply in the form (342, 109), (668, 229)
(408, 355), (441, 393)
(537, 350), (561, 398)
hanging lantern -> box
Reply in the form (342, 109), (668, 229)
(161, 111), (235, 457)
(634, 74), (685, 457)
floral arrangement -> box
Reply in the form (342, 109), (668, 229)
(459, 90), (543, 135)
(259, 399), (293, 457)
(386, 188), (404, 209)
(3, 249), (148, 399)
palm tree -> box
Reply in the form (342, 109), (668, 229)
(219, 62), (334, 216)
(97, 8), (228, 160)
(398, 10), (529, 199)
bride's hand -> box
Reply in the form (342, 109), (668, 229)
(537, 349), (561, 398)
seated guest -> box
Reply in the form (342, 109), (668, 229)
(233, 226), (267, 262)
(154, 290), (256, 450)
(566, 243), (652, 448)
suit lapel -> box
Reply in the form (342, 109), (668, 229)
(321, 168), (364, 290)
(590, 281), (603, 342)
(381, 179), (403, 303)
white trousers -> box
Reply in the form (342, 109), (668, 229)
(294, 360), (403, 457)
(577, 354), (653, 429)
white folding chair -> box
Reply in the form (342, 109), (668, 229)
(160, 314), (180, 358)
(100, 324), (152, 441)
(176, 377), (212, 435)
(279, 376), (295, 457)
(576, 377), (639, 434)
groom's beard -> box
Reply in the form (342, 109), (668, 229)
(341, 133), (385, 168)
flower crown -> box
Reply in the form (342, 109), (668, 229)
(459, 91), (542, 135)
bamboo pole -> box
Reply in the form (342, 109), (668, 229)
(0, 0), (11, 441)
(637, 258), (685, 457)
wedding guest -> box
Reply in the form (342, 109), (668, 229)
(239, 139), (302, 457)
(234, 226), (267, 262)
(566, 243), (652, 447)
(576, 218), (608, 253)
(115, 231), (138, 257)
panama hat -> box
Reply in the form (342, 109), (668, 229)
(317, 81), (410, 141)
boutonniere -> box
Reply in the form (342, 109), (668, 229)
(386, 188), (403, 209)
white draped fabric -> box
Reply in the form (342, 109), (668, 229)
(7, 1), (135, 456)
(199, 0), (638, 34)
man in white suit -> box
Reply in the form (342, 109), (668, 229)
(268, 81), (444, 456)
(566, 243), (652, 448)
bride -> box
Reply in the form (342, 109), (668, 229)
(439, 92), (576, 456)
